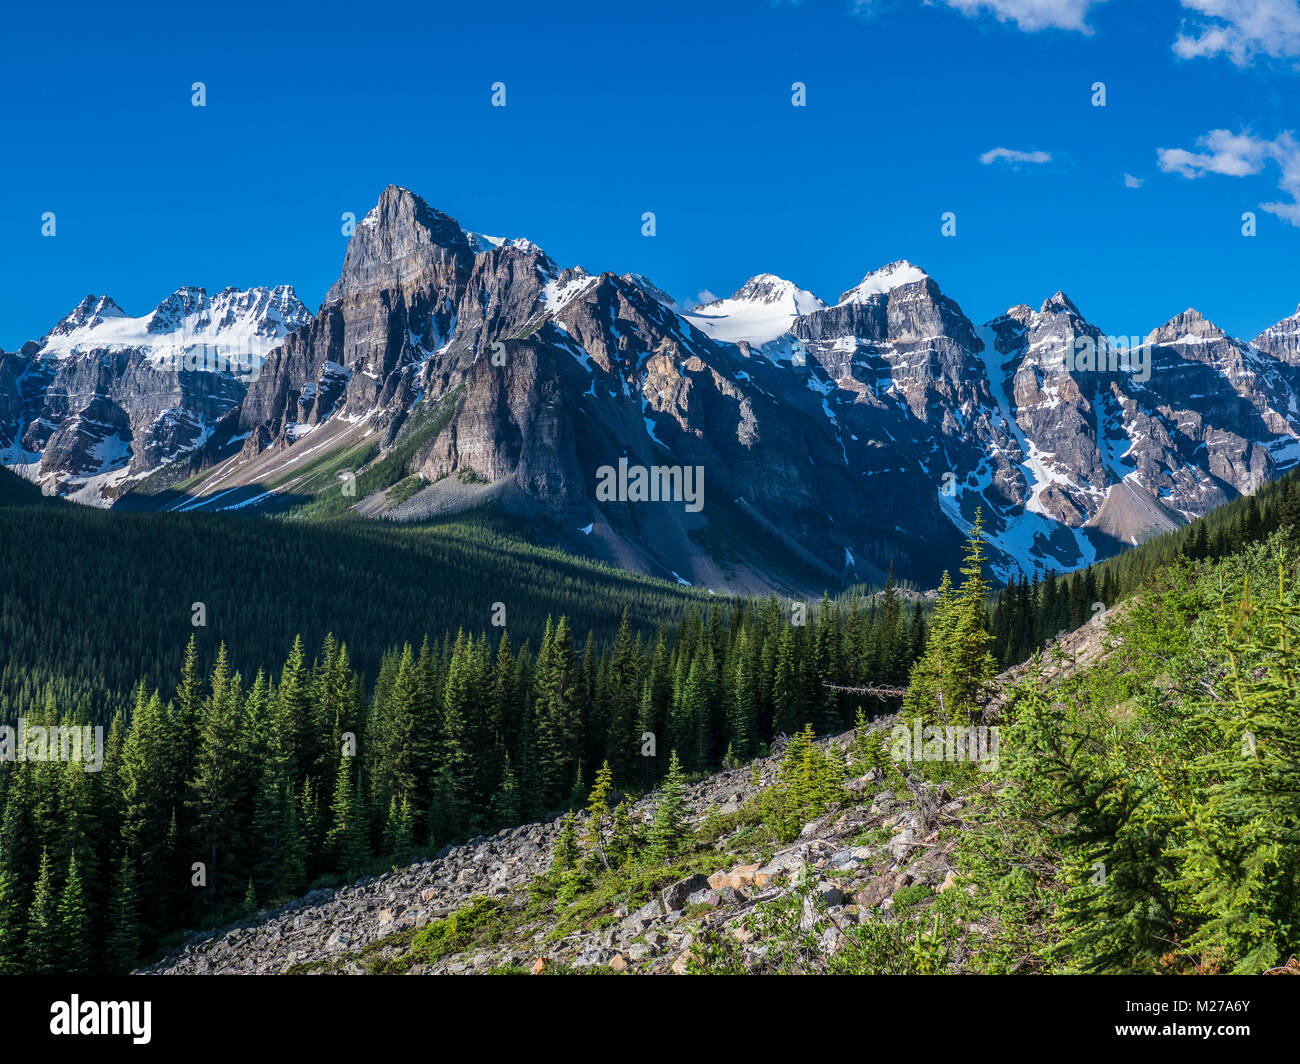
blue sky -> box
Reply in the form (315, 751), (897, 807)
(3, 0), (1300, 349)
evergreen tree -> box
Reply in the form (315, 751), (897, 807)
(490, 753), (521, 829)
(26, 848), (59, 975)
(583, 761), (614, 865)
(105, 856), (141, 975)
(648, 751), (692, 861)
(57, 852), (92, 975)
(0, 869), (24, 975)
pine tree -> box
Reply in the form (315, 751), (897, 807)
(0, 869), (24, 975)
(583, 761), (614, 865)
(904, 511), (997, 725)
(105, 856), (141, 975)
(648, 750), (692, 861)
(57, 852), (92, 975)
(490, 753), (521, 829)
(603, 610), (641, 779)
(326, 756), (365, 875)
(26, 848), (59, 975)
(550, 812), (580, 879)
(607, 800), (638, 869)
(187, 644), (245, 912)
(383, 795), (415, 862)
(1178, 560), (1300, 972)
(241, 879), (258, 917)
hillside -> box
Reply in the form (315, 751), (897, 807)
(139, 720), (976, 975)
(140, 523), (1300, 976)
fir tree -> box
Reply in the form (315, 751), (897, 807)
(648, 751), (692, 861)
(105, 856), (141, 975)
(0, 869), (24, 975)
(26, 849), (59, 975)
(57, 852), (92, 975)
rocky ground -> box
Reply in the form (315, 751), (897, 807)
(137, 717), (984, 975)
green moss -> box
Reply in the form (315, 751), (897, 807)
(892, 883), (932, 910)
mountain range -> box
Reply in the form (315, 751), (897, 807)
(5, 183), (1300, 591)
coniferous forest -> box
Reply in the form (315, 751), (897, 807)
(3, 469), (1299, 978)
(0, 479), (928, 973)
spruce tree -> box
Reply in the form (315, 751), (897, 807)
(26, 849), (59, 975)
(0, 869), (24, 975)
(490, 753), (521, 829)
(648, 751), (691, 861)
(583, 761), (614, 865)
(106, 856), (141, 975)
(57, 852), (92, 975)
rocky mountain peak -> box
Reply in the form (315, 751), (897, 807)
(725, 273), (815, 306)
(836, 260), (929, 306)
(1038, 290), (1081, 317)
(147, 287), (209, 332)
(466, 231), (547, 259)
(1149, 307), (1227, 345)
(49, 294), (127, 337)
(1252, 304), (1300, 366)
(325, 186), (474, 312)
(681, 274), (824, 346)
(360, 185), (467, 247)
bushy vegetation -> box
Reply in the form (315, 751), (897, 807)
(963, 534), (1300, 974)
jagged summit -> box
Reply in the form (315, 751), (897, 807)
(48, 294), (127, 337)
(836, 260), (929, 305)
(1038, 290), (1082, 317)
(352, 185), (470, 253)
(38, 286), (312, 358)
(1149, 307), (1228, 344)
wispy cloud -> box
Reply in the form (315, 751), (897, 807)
(1158, 128), (1300, 225)
(940, 0), (1107, 33)
(1173, 0), (1300, 66)
(1123, 173), (1144, 188)
(980, 146), (1053, 166)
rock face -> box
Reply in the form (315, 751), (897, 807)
(136, 721), (975, 976)
(0, 287), (312, 503)
(8, 184), (1300, 586)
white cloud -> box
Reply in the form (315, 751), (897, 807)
(941, 0), (1106, 33)
(1157, 129), (1272, 178)
(1173, 1), (1300, 66)
(980, 146), (1053, 166)
(1123, 173), (1144, 188)
(1158, 128), (1300, 226)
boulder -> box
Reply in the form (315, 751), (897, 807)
(707, 863), (771, 890)
(660, 874), (711, 911)
(854, 872), (909, 911)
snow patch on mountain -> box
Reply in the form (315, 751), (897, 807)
(682, 275), (825, 346)
(40, 286), (313, 363)
(837, 261), (928, 305)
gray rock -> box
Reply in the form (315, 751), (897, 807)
(660, 874), (711, 912)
